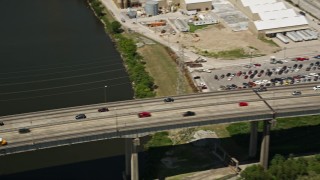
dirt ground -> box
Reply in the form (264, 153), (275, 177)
(170, 24), (280, 55)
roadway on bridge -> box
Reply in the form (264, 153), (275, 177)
(0, 83), (320, 151)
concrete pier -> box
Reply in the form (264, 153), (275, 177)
(124, 138), (140, 180)
(259, 120), (271, 170)
(249, 121), (258, 158)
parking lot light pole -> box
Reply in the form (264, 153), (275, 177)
(104, 85), (108, 103)
(250, 49), (253, 65)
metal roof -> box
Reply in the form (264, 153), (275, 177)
(249, 2), (287, 13)
(258, 9), (297, 20)
(241, 0), (277, 7)
(185, 0), (212, 4)
(254, 16), (308, 30)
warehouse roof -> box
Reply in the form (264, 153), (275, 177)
(258, 9), (297, 20)
(249, 2), (287, 13)
(185, 0), (212, 4)
(241, 0), (277, 7)
(254, 16), (308, 30)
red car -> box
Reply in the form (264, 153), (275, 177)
(239, 102), (249, 107)
(244, 75), (248, 79)
(138, 112), (151, 118)
(253, 63), (261, 67)
(296, 57), (309, 61)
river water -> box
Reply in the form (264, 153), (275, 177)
(0, 0), (133, 116)
(0, 0), (136, 179)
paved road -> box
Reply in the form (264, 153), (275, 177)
(1, 83), (320, 155)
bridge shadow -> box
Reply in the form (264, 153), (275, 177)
(142, 124), (320, 179)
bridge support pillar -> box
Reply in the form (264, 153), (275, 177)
(131, 138), (140, 180)
(124, 138), (140, 180)
(249, 121), (258, 158)
(125, 138), (132, 177)
(259, 120), (271, 170)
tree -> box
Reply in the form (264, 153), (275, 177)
(240, 165), (273, 180)
(111, 21), (121, 34)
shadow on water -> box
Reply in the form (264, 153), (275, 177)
(0, 137), (149, 180)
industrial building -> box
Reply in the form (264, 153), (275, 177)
(181, 0), (213, 11)
(228, 0), (309, 35)
(113, 0), (212, 12)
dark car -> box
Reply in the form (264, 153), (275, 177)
(183, 111), (196, 117)
(164, 97), (174, 102)
(0, 122), (4, 126)
(75, 114), (86, 120)
(98, 107), (109, 112)
(194, 76), (200, 79)
(138, 112), (151, 118)
(292, 91), (302, 95)
(19, 127), (30, 134)
(314, 55), (320, 59)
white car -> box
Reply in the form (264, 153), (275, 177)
(313, 86), (320, 90)
(309, 73), (319, 77)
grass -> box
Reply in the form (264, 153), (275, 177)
(198, 48), (251, 59)
(188, 24), (208, 33)
(258, 35), (279, 47)
(137, 43), (194, 97)
(145, 132), (173, 149)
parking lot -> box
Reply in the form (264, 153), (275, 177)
(192, 55), (320, 91)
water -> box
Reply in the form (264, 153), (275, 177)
(0, 0), (134, 116)
(0, 0), (136, 179)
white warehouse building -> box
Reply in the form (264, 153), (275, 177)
(229, 0), (309, 35)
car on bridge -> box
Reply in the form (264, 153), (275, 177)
(313, 55), (320, 59)
(138, 112), (151, 118)
(98, 107), (109, 112)
(239, 102), (249, 107)
(292, 91), (302, 95)
(0, 138), (7, 146)
(19, 127), (30, 134)
(164, 97), (174, 102)
(313, 86), (320, 90)
(183, 111), (196, 117)
(75, 114), (86, 120)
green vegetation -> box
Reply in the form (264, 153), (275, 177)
(240, 154), (320, 180)
(199, 48), (252, 59)
(111, 21), (121, 33)
(258, 35), (279, 47)
(188, 24), (208, 33)
(145, 132), (173, 149)
(88, 0), (155, 98)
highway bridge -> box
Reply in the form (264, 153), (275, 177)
(1, 82), (320, 179)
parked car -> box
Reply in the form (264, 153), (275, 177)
(75, 114), (86, 120)
(18, 127), (31, 134)
(292, 91), (302, 95)
(183, 111), (196, 117)
(164, 97), (174, 102)
(0, 138), (7, 146)
(98, 107), (109, 112)
(239, 102), (249, 106)
(138, 112), (151, 118)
